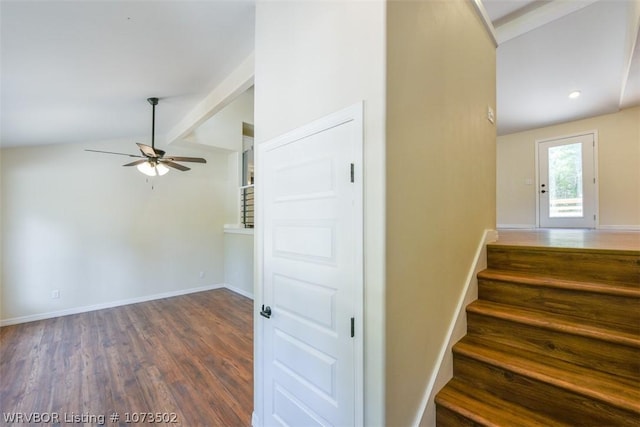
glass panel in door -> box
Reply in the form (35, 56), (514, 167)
(548, 142), (583, 218)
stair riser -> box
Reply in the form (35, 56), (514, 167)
(487, 247), (640, 285)
(435, 405), (480, 427)
(453, 353), (639, 426)
(478, 279), (640, 332)
(436, 379), (573, 427)
(467, 312), (640, 381)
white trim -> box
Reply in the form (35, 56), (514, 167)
(620, 29), (639, 107)
(593, 131), (600, 228)
(413, 229), (498, 427)
(497, 223), (537, 229)
(535, 129), (599, 145)
(224, 283), (255, 300)
(597, 225), (640, 231)
(535, 137), (541, 227)
(353, 103), (365, 427)
(469, 0), (498, 47)
(254, 132), (265, 426)
(534, 130), (599, 229)
(618, 0), (640, 108)
(0, 283), (253, 327)
(224, 227), (255, 235)
(493, 0), (599, 45)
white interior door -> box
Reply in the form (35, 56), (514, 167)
(258, 104), (363, 427)
(538, 133), (596, 228)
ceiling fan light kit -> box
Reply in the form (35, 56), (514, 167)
(137, 161), (169, 177)
(86, 97), (207, 176)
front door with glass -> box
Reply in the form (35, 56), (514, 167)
(538, 133), (596, 228)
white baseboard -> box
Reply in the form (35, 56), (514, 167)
(597, 225), (640, 231)
(413, 229), (498, 426)
(497, 224), (640, 231)
(224, 283), (255, 300)
(252, 412), (259, 427)
(0, 283), (254, 327)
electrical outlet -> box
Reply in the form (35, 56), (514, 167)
(199, 271), (205, 279)
(51, 290), (60, 299)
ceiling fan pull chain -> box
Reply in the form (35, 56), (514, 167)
(145, 176), (156, 190)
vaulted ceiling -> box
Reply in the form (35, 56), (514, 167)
(483, 0), (639, 135)
(0, 1), (255, 148)
(1, 0), (637, 147)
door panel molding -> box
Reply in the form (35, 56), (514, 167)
(255, 102), (364, 427)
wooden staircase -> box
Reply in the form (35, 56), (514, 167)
(435, 240), (640, 426)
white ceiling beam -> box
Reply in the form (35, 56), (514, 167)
(494, 0), (599, 44)
(619, 2), (640, 108)
(470, 0), (498, 47)
(167, 52), (255, 145)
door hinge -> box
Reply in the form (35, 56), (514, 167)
(350, 163), (355, 183)
(350, 317), (355, 337)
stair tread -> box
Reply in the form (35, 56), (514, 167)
(454, 337), (640, 414)
(436, 378), (574, 427)
(468, 299), (640, 348)
(487, 242), (640, 256)
(478, 269), (640, 296)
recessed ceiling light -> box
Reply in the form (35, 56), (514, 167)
(569, 91), (581, 99)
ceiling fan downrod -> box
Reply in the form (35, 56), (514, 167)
(147, 97), (159, 150)
(85, 96), (206, 176)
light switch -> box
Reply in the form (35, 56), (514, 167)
(487, 106), (495, 124)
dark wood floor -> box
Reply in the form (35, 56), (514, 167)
(0, 289), (253, 426)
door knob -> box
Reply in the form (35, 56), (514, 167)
(260, 305), (272, 319)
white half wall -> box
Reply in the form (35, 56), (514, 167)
(224, 230), (254, 299)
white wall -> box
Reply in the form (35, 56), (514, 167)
(0, 139), (233, 324)
(223, 231), (254, 298)
(497, 106), (640, 229)
(254, 1), (386, 424)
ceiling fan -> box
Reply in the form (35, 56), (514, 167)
(86, 97), (206, 176)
